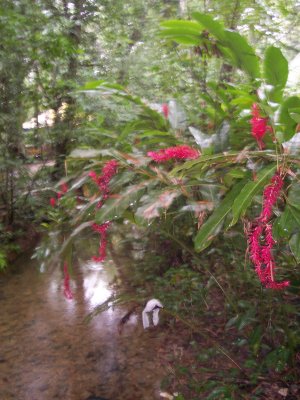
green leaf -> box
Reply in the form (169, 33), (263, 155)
(231, 164), (276, 226)
(194, 180), (246, 252)
(289, 233), (300, 263)
(159, 29), (201, 45)
(224, 30), (260, 80)
(279, 96), (300, 141)
(95, 183), (148, 223)
(264, 46), (288, 89)
(273, 205), (300, 239)
(171, 152), (240, 177)
(249, 326), (263, 356)
(192, 12), (226, 41)
(287, 182), (300, 210)
(288, 107), (300, 123)
(160, 20), (202, 32)
(79, 79), (106, 90)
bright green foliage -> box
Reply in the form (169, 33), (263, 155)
(264, 46), (289, 101)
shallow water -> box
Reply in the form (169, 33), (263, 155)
(0, 240), (164, 400)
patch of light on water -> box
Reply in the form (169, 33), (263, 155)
(85, 260), (104, 271)
(83, 270), (112, 308)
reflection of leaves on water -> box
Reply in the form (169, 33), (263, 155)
(84, 293), (144, 324)
(118, 305), (138, 334)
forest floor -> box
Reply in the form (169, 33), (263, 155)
(118, 286), (300, 400)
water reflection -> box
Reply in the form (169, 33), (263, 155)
(82, 263), (112, 309)
(0, 240), (164, 400)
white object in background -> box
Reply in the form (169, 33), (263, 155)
(142, 299), (163, 329)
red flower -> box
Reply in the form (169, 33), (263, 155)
(89, 161), (118, 197)
(92, 222), (111, 263)
(250, 103), (272, 150)
(89, 161), (118, 263)
(88, 170), (98, 183)
(61, 183), (68, 193)
(50, 197), (56, 207)
(63, 262), (73, 300)
(259, 173), (283, 223)
(161, 103), (169, 119)
(147, 145), (200, 163)
(247, 172), (289, 290)
(57, 192), (62, 199)
(89, 161), (118, 209)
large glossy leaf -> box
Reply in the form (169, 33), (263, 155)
(69, 148), (114, 159)
(60, 221), (93, 257)
(159, 30), (201, 45)
(273, 205), (300, 239)
(279, 96), (300, 141)
(192, 12), (226, 41)
(264, 46), (288, 89)
(224, 31), (260, 80)
(160, 20), (202, 32)
(191, 13), (259, 79)
(95, 183), (151, 224)
(287, 182), (300, 210)
(136, 189), (181, 220)
(289, 233), (300, 263)
(170, 151), (254, 179)
(194, 180), (246, 252)
(231, 164), (276, 226)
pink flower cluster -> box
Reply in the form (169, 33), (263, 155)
(89, 160), (118, 263)
(63, 262), (73, 300)
(248, 172), (289, 290)
(250, 103), (272, 150)
(50, 183), (68, 207)
(147, 145), (200, 163)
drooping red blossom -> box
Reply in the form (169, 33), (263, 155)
(250, 103), (272, 150)
(88, 161), (119, 262)
(247, 172), (290, 290)
(259, 173), (284, 223)
(57, 192), (62, 200)
(248, 224), (263, 268)
(92, 222), (111, 263)
(63, 262), (73, 300)
(147, 145), (200, 163)
(161, 103), (169, 119)
(50, 197), (56, 207)
(61, 183), (68, 193)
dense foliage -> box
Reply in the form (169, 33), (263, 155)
(1, 1), (300, 398)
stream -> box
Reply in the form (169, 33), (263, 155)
(0, 235), (165, 400)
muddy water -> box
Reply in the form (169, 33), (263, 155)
(0, 239), (165, 400)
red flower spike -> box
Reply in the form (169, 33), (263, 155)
(89, 161), (118, 200)
(57, 192), (62, 200)
(259, 173), (283, 223)
(63, 262), (73, 300)
(50, 197), (56, 207)
(247, 172), (290, 290)
(89, 161), (118, 263)
(147, 145), (200, 163)
(250, 103), (272, 150)
(92, 222), (111, 263)
(161, 103), (169, 119)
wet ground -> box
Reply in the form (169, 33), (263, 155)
(0, 243), (165, 400)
